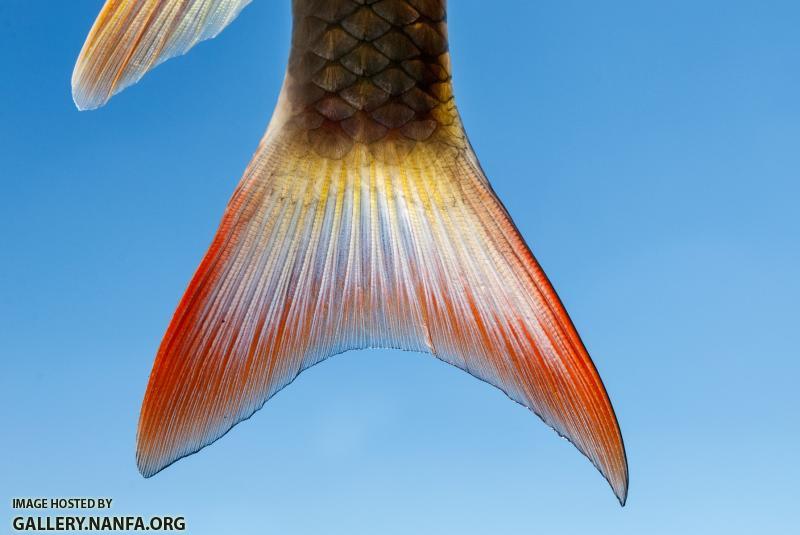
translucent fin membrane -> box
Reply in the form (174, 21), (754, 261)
(72, 0), (251, 110)
(136, 131), (628, 504)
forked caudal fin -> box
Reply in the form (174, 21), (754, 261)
(135, 128), (628, 504)
(74, 0), (628, 505)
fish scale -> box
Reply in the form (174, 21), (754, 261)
(284, 0), (459, 159)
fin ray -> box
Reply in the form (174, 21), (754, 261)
(136, 131), (628, 504)
(73, 0), (252, 110)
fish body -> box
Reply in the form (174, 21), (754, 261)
(73, 0), (629, 505)
(280, 0), (458, 160)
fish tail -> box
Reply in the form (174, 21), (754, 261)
(136, 124), (628, 504)
(73, 0), (628, 505)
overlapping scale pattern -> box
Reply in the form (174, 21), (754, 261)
(281, 0), (463, 160)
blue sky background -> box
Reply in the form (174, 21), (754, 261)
(2, 1), (799, 533)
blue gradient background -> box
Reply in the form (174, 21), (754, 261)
(2, 1), (798, 533)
